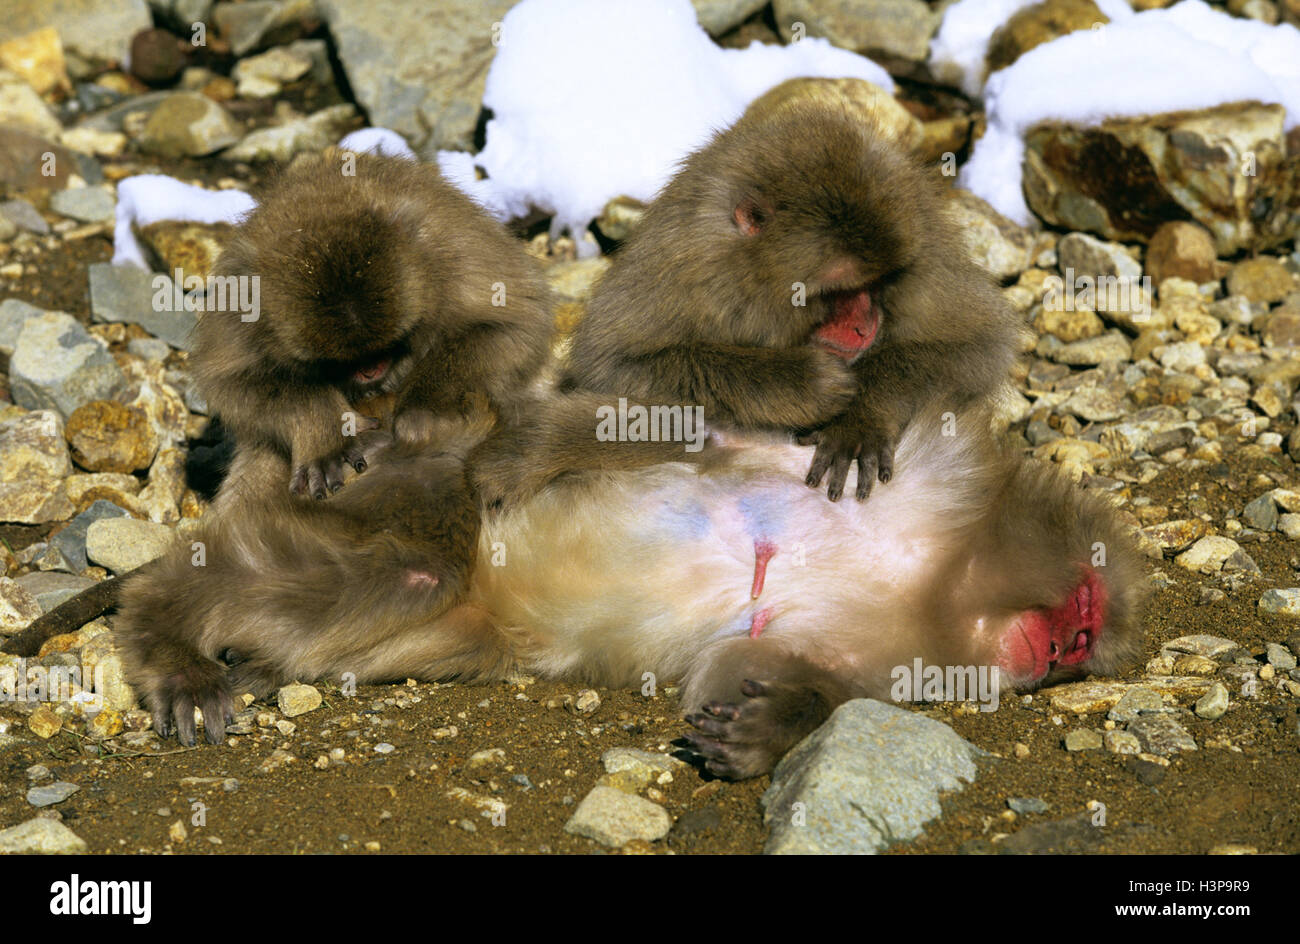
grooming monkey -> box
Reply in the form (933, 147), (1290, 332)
(112, 401), (1143, 777)
(194, 151), (552, 506)
(532, 83), (1019, 503)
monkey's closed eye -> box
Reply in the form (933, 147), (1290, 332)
(733, 196), (769, 236)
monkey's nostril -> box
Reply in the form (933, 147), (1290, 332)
(1048, 641), (1060, 660)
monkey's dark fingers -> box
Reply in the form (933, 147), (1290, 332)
(855, 451), (879, 501)
(804, 444), (835, 489)
(739, 678), (767, 698)
(172, 693), (199, 747)
(825, 451), (854, 502)
(305, 462), (328, 500)
(875, 436), (897, 484)
(703, 700), (742, 719)
(199, 689), (234, 745)
(685, 711), (729, 736)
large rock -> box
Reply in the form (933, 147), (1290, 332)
(761, 699), (982, 854)
(1023, 102), (1298, 255)
(65, 401), (159, 473)
(774, 0), (939, 66)
(85, 517), (175, 573)
(317, 0), (515, 153)
(0, 0), (150, 65)
(0, 409), (71, 480)
(9, 310), (126, 417)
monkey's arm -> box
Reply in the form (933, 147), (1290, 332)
(209, 372), (367, 499)
(393, 322), (547, 438)
(805, 337), (1005, 501)
(470, 391), (719, 509)
(600, 342), (856, 430)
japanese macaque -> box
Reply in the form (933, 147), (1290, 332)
(112, 401), (1144, 777)
(194, 150), (552, 507)
(545, 85), (1020, 503)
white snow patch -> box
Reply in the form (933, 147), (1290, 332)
(959, 0), (1300, 225)
(463, 0), (894, 244)
(112, 175), (256, 269)
(338, 127), (417, 160)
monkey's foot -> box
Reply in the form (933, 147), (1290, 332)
(802, 415), (898, 502)
(1000, 568), (1107, 684)
(681, 678), (824, 780)
(148, 657), (235, 747)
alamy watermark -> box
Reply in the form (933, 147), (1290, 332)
(595, 397), (706, 453)
(152, 268), (261, 322)
(1, 658), (107, 710)
(891, 659), (1000, 712)
(1043, 268), (1152, 320)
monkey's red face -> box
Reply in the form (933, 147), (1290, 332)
(814, 288), (879, 361)
(997, 568), (1107, 685)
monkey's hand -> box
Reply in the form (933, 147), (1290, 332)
(800, 409), (900, 502)
(290, 416), (384, 499)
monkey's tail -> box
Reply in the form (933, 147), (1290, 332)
(1, 575), (129, 657)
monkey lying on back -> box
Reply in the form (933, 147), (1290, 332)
(195, 151), (551, 506)
(114, 400), (1143, 779)
(490, 82), (1019, 503)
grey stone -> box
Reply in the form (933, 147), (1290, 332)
(564, 785), (671, 847)
(1243, 493), (1279, 531)
(1266, 642), (1297, 670)
(49, 186), (115, 223)
(9, 310), (126, 417)
(0, 817), (88, 854)
(139, 92), (241, 158)
(0, 299), (48, 356)
(1064, 728), (1103, 751)
(1007, 797), (1050, 815)
(318, 0), (514, 153)
(0, 0), (150, 64)
(126, 337), (171, 362)
(1128, 716), (1197, 756)
(1107, 686), (1165, 723)
(1162, 635), (1238, 659)
(44, 501), (133, 574)
(26, 781), (80, 807)
(1103, 729), (1141, 754)
(14, 572), (94, 612)
(1194, 682), (1229, 720)
(89, 263), (197, 350)
(76, 90), (173, 133)
(0, 198), (48, 234)
(761, 699), (982, 854)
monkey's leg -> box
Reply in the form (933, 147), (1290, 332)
(679, 637), (854, 780)
(116, 562), (236, 746)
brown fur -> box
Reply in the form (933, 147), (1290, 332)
(193, 151), (552, 506)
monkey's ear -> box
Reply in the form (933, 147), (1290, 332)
(733, 195), (772, 237)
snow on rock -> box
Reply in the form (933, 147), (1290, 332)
(458, 0), (894, 243)
(960, 0), (1300, 226)
(112, 175), (256, 269)
(929, 0), (1133, 99)
(337, 128), (417, 160)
